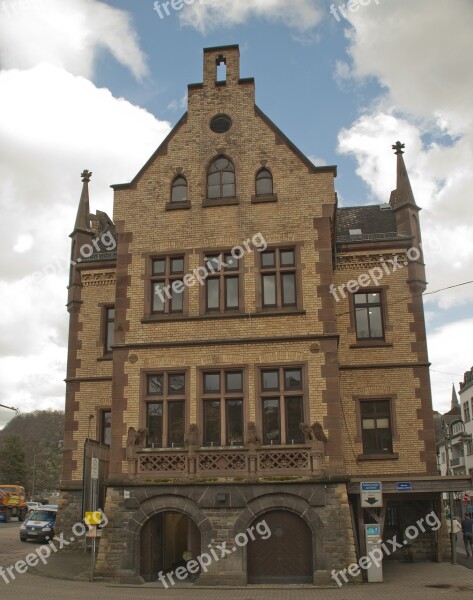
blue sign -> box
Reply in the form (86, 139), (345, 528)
(366, 526), (380, 536)
(396, 482), (413, 492)
(469, 506), (473, 514)
(361, 482), (382, 492)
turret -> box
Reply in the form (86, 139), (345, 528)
(390, 142), (427, 293)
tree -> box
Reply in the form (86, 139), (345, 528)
(0, 433), (28, 484)
(0, 411), (64, 496)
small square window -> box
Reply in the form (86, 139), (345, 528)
(168, 374), (185, 395)
(226, 371), (243, 392)
(262, 370), (279, 391)
(204, 372), (220, 393)
(281, 250), (295, 266)
(284, 369), (302, 390)
(148, 375), (163, 395)
(224, 254), (239, 270)
(261, 252), (275, 267)
(206, 256), (221, 272)
(368, 292), (380, 304)
(171, 258), (184, 273)
(153, 259), (166, 275)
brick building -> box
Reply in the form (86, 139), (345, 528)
(58, 45), (469, 584)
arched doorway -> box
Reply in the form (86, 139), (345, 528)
(247, 510), (313, 583)
(140, 512), (201, 582)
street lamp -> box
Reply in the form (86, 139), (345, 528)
(442, 418), (473, 565)
(0, 404), (19, 413)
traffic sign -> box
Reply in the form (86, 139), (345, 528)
(396, 482), (413, 492)
(361, 481), (383, 508)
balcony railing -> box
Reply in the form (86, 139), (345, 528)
(126, 443), (326, 480)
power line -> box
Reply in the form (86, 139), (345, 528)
(335, 279), (473, 318)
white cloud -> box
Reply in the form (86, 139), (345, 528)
(0, 63), (171, 415)
(336, 0), (473, 311)
(428, 319), (473, 413)
(309, 156), (327, 167)
(0, 0), (148, 79)
(179, 0), (323, 33)
(334, 0), (473, 410)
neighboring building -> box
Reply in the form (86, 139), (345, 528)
(460, 367), (473, 479)
(57, 45), (469, 584)
(435, 382), (473, 516)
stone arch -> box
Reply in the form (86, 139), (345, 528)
(232, 492), (328, 580)
(123, 494), (214, 577)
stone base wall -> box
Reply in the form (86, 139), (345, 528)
(55, 488), (84, 553)
(95, 480), (356, 585)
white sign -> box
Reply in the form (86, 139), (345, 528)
(361, 481), (383, 508)
(91, 458), (99, 480)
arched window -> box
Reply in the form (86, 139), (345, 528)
(171, 176), (188, 203)
(256, 168), (273, 196)
(207, 156), (235, 199)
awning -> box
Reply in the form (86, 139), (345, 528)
(347, 475), (471, 495)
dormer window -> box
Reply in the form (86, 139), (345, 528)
(171, 176), (188, 203)
(256, 168), (273, 196)
(207, 156), (236, 199)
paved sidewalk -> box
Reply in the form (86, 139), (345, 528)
(25, 547), (473, 592)
(1, 561), (473, 600)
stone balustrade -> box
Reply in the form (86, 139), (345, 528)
(126, 443), (326, 480)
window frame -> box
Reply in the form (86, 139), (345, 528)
(354, 395), (399, 460)
(199, 367), (247, 447)
(203, 155), (239, 207)
(256, 246), (302, 312)
(142, 370), (188, 448)
(207, 155), (236, 200)
(148, 253), (188, 318)
(255, 168), (273, 196)
(199, 250), (244, 315)
(170, 175), (189, 204)
(102, 305), (115, 356)
(98, 409), (112, 446)
(257, 364), (308, 446)
(353, 290), (385, 341)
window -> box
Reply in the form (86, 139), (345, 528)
(100, 410), (111, 445)
(464, 402), (471, 422)
(171, 176), (188, 203)
(260, 367), (305, 445)
(360, 400), (393, 454)
(256, 168), (273, 196)
(210, 114), (232, 133)
(145, 373), (186, 448)
(260, 248), (297, 309)
(354, 292), (384, 339)
(204, 252), (241, 313)
(151, 256), (185, 315)
(207, 156), (235, 199)
(104, 307), (115, 353)
(201, 369), (244, 446)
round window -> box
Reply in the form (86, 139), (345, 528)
(210, 114), (232, 133)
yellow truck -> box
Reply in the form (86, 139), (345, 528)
(0, 485), (28, 522)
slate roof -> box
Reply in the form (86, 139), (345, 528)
(336, 205), (409, 243)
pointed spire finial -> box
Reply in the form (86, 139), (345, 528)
(72, 169), (92, 234)
(81, 169), (92, 183)
(392, 141), (405, 155)
(451, 384), (459, 410)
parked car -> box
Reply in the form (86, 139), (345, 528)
(26, 502), (41, 514)
(19, 507), (57, 542)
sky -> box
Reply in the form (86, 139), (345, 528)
(0, 0), (472, 428)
